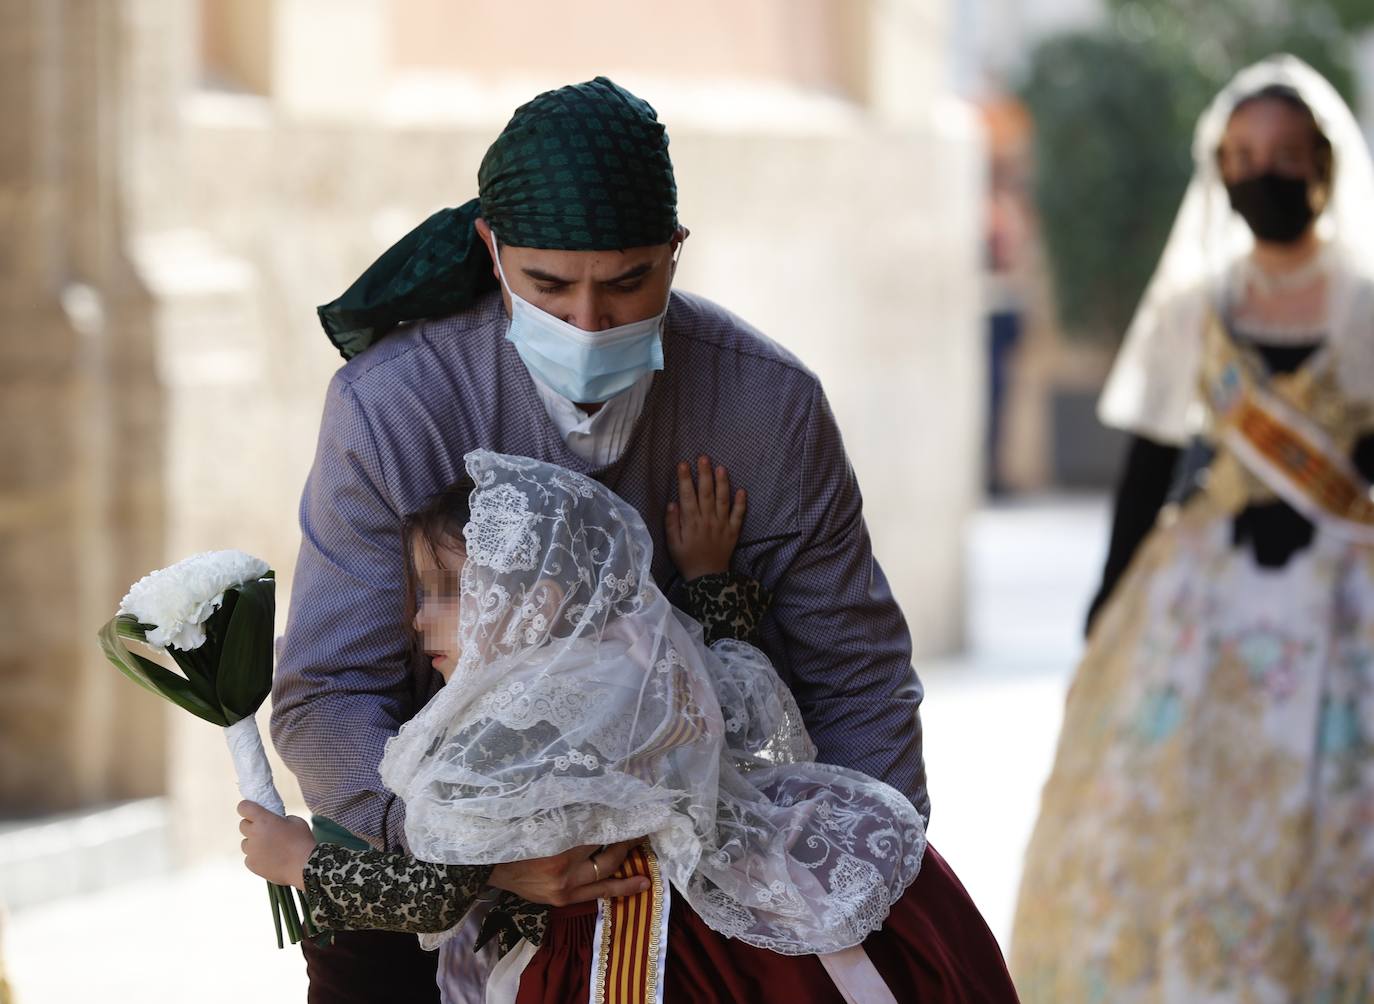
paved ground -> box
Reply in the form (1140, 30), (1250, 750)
(921, 495), (1107, 944)
(5, 495), (1108, 1002)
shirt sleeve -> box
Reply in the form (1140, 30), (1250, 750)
(270, 372), (431, 852)
(1085, 434), (1181, 635)
(764, 383), (930, 823)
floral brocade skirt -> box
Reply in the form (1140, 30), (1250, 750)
(514, 844), (1018, 1003)
(1011, 499), (1374, 1003)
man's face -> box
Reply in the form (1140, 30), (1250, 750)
(475, 217), (684, 333)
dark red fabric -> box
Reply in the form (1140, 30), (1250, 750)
(300, 927), (440, 1004)
(862, 846), (1021, 1002)
(515, 843), (1019, 1003)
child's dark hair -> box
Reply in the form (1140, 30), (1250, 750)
(401, 474), (476, 656)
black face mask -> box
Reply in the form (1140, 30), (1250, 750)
(1225, 172), (1316, 244)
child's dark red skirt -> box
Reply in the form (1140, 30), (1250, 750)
(513, 843), (1020, 1003)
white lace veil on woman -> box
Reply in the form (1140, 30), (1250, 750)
(379, 450), (925, 956)
(1097, 54), (1374, 446)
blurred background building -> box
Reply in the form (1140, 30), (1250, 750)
(4, 1), (1374, 1001)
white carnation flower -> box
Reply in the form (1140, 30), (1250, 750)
(118, 549), (270, 651)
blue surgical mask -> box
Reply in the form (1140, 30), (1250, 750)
(493, 238), (679, 404)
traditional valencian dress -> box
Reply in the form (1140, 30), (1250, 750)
(301, 452), (1018, 1004)
(1011, 56), (1374, 1002)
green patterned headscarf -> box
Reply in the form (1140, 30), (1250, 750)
(318, 77), (678, 360)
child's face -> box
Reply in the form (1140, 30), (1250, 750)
(411, 535), (467, 682)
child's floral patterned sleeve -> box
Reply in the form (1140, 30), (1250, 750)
(681, 572), (772, 645)
(302, 842), (492, 934)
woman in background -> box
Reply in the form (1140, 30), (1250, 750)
(1012, 55), (1374, 1001)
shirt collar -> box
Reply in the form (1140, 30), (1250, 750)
(529, 370), (655, 438)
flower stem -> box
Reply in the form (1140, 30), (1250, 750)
(296, 888), (319, 938)
(268, 880), (284, 949)
(277, 883), (303, 944)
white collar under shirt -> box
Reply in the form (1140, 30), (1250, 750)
(529, 370), (655, 466)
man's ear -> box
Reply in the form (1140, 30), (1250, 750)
(474, 217), (498, 279)
(475, 217), (512, 316)
(669, 224), (689, 279)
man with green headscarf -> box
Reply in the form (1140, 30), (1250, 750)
(272, 77), (929, 1001)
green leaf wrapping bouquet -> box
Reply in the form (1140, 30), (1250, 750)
(98, 549), (315, 947)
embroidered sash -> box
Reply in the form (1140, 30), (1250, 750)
(589, 843), (669, 1004)
(623, 673), (707, 783)
(1207, 314), (1374, 543)
(585, 843), (898, 1004)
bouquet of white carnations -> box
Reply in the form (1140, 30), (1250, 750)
(97, 549), (315, 947)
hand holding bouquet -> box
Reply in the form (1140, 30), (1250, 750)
(98, 550), (315, 947)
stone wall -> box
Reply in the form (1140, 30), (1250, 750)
(0, 1), (167, 817)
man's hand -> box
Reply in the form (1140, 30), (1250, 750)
(237, 800), (317, 892)
(488, 839), (650, 906)
(666, 456), (747, 580)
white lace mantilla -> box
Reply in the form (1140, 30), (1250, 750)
(380, 450), (925, 955)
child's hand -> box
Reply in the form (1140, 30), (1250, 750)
(666, 456), (746, 581)
(237, 800), (316, 891)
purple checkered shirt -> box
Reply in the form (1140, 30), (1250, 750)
(271, 290), (930, 851)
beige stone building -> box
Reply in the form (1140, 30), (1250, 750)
(0, 0), (982, 889)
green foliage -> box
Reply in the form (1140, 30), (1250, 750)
(1022, 34), (1194, 340)
(1321, 0), (1374, 33)
(214, 576), (276, 723)
(97, 574), (276, 727)
(1021, 0), (1361, 341)
(99, 615), (224, 722)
